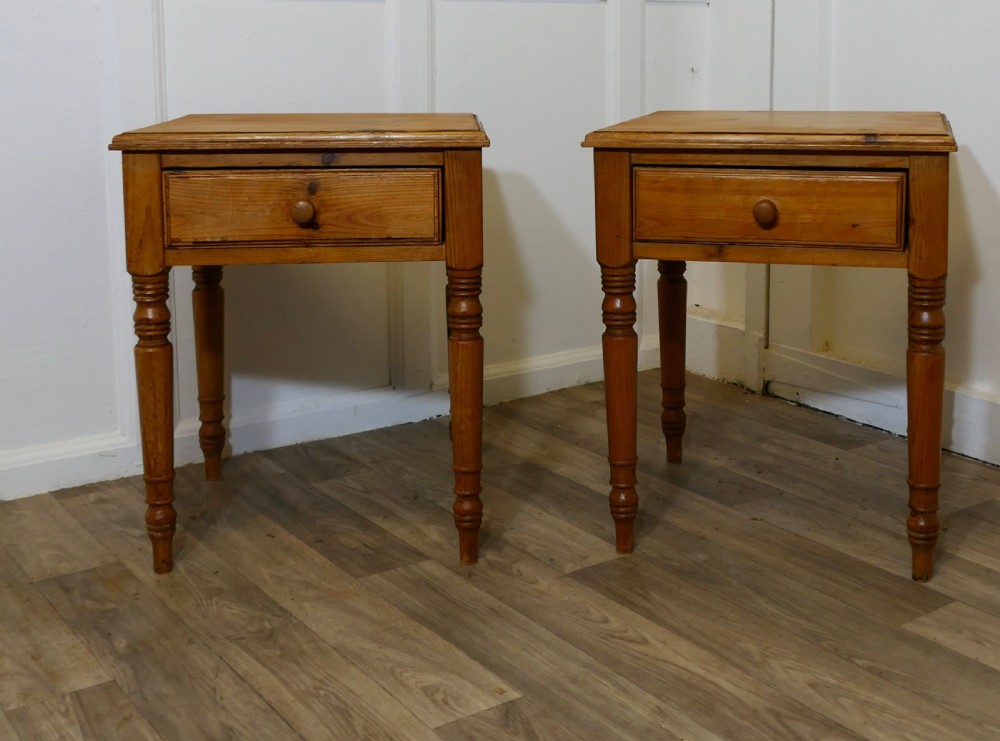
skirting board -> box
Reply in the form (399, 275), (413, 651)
(764, 343), (1000, 466)
(682, 313), (748, 386)
(0, 431), (136, 504)
(0, 314), (737, 501)
(0, 387), (452, 502)
(15, 313), (976, 502)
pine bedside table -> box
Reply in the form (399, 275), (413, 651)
(111, 113), (489, 573)
(583, 111), (956, 581)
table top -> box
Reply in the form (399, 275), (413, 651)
(583, 111), (956, 152)
(111, 113), (490, 152)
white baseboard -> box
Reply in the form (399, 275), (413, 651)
(764, 345), (907, 434)
(0, 346), (618, 501)
(217, 386), (452, 460)
(0, 431), (138, 502)
(12, 315), (990, 503)
(441, 343), (662, 407)
(0, 316), (745, 502)
(0, 387), (455, 502)
(683, 313), (748, 385)
(764, 343), (1000, 465)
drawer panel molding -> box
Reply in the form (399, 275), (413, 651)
(165, 168), (441, 246)
(634, 167), (906, 250)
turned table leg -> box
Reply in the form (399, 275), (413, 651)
(602, 263), (639, 553)
(446, 266), (484, 563)
(192, 266), (226, 480)
(131, 271), (175, 573)
(658, 260), (687, 463)
(906, 273), (946, 581)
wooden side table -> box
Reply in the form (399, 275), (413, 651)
(111, 114), (489, 573)
(583, 111), (956, 581)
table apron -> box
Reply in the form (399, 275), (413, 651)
(632, 242), (908, 268)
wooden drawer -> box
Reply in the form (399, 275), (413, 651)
(633, 167), (906, 250)
(164, 168), (441, 246)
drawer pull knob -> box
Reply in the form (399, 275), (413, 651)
(290, 200), (316, 226)
(752, 199), (778, 228)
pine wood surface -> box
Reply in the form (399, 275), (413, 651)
(633, 168), (905, 249)
(164, 168), (441, 246)
(116, 118), (486, 574)
(111, 113), (490, 152)
(582, 111), (956, 152)
(591, 113), (952, 580)
(3, 371), (1000, 739)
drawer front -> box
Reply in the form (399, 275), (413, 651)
(164, 168), (440, 246)
(634, 167), (905, 249)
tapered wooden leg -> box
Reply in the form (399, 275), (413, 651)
(602, 263), (639, 553)
(658, 260), (687, 463)
(192, 266), (225, 480)
(446, 266), (484, 564)
(906, 274), (946, 581)
(132, 271), (175, 574)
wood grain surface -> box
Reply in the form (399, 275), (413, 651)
(583, 110), (956, 151)
(164, 168), (441, 246)
(633, 167), (905, 249)
(3, 372), (999, 739)
(111, 113), (490, 151)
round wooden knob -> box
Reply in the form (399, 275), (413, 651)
(290, 200), (316, 225)
(752, 199), (778, 228)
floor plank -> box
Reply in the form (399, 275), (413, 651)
(60, 482), (439, 740)
(446, 541), (862, 740)
(134, 470), (518, 729)
(5, 681), (160, 741)
(904, 602), (1000, 672)
(0, 547), (110, 713)
(34, 562), (298, 739)
(574, 556), (998, 740)
(211, 454), (428, 579)
(363, 559), (722, 741)
(318, 445), (617, 575)
(0, 492), (115, 581)
(3, 370), (998, 739)
(259, 437), (368, 482)
(0, 710), (20, 741)
(590, 516), (1000, 731)
(434, 697), (585, 741)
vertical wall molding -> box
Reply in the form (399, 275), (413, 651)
(744, 0), (776, 391)
(383, 0), (406, 390)
(700, 0), (774, 390)
(110, 0), (172, 447)
(383, 0), (403, 112)
(604, 0), (645, 124)
(766, 0), (838, 390)
(151, 0), (168, 121)
(148, 0), (190, 424)
(605, 0), (647, 340)
(384, 0), (438, 391)
(427, 0), (437, 113)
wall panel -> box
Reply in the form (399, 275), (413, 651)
(434, 0), (607, 392)
(161, 0), (392, 442)
(0, 0), (792, 498)
(765, 0), (1000, 464)
(0, 3), (119, 451)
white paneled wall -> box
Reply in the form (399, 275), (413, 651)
(767, 0), (1000, 464)
(644, 0), (772, 386)
(0, 0), (759, 499)
(0, 2), (125, 496)
(162, 1), (392, 453)
(3, 0), (998, 500)
(435, 0), (607, 394)
(0, 2), (119, 451)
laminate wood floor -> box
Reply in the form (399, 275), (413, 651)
(3, 371), (1000, 740)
